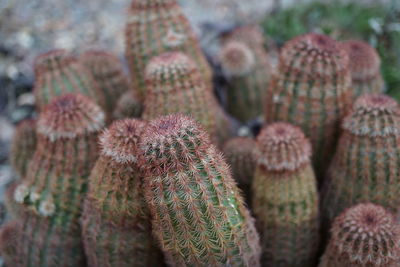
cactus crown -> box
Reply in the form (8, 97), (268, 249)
(223, 137), (256, 157)
(129, 0), (176, 8)
(256, 122), (312, 171)
(100, 119), (146, 164)
(329, 203), (400, 265)
(281, 33), (349, 76)
(219, 41), (255, 76)
(34, 49), (76, 76)
(341, 40), (381, 81)
(37, 93), (105, 141)
(80, 50), (124, 78)
(342, 94), (400, 137)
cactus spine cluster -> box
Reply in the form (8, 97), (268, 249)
(319, 203), (400, 267)
(222, 137), (257, 203)
(341, 40), (384, 99)
(142, 52), (218, 144)
(322, 94), (400, 230)
(124, 0), (213, 99)
(10, 119), (37, 178)
(140, 114), (261, 266)
(80, 50), (130, 116)
(219, 25), (272, 122)
(0, 94), (105, 266)
(33, 50), (105, 111)
(265, 33), (352, 181)
(252, 122), (319, 266)
(82, 119), (162, 266)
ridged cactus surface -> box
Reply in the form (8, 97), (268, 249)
(10, 119), (37, 178)
(319, 203), (400, 267)
(33, 50), (105, 111)
(252, 122), (319, 267)
(322, 94), (400, 230)
(80, 50), (130, 115)
(142, 52), (218, 144)
(265, 33), (352, 181)
(341, 40), (384, 99)
(125, 0), (212, 99)
(82, 119), (162, 267)
(140, 114), (261, 266)
(1, 94), (105, 266)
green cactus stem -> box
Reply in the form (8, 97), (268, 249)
(82, 119), (163, 266)
(252, 122), (319, 266)
(140, 114), (261, 266)
(264, 33), (352, 182)
(319, 203), (400, 267)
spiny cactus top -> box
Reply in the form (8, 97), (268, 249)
(341, 40), (384, 98)
(219, 41), (256, 77)
(33, 49), (105, 110)
(125, 0), (213, 99)
(142, 52), (218, 143)
(322, 94), (400, 231)
(320, 203), (400, 267)
(252, 122), (319, 266)
(80, 50), (130, 115)
(113, 90), (143, 120)
(140, 114), (261, 266)
(82, 119), (162, 266)
(265, 33), (352, 181)
(10, 119), (37, 178)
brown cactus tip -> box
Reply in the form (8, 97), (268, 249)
(343, 94), (400, 136)
(0, 221), (21, 255)
(329, 203), (400, 265)
(219, 41), (255, 76)
(37, 93), (105, 141)
(99, 118), (147, 164)
(340, 40), (381, 80)
(256, 122), (312, 171)
(33, 49), (76, 76)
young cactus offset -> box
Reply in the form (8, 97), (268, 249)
(33, 49), (105, 111)
(82, 119), (162, 266)
(322, 94), (400, 231)
(125, 0), (213, 99)
(10, 119), (37, 178)
(341, 40), (384, 99)
(222, 137), (257, 203)
(219, 26), (272, 122)
(319, 203), (400, 267)
(265, 33), (352, 181)
(80, 50), (131, 115)
(2, 94), (105, 266)
(140, 114), (261, 266)
(142, 52), (218, 144)
(252, 122), (319, 266)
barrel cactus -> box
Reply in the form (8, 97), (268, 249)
(319, 203), (400, 267)
(140, 114), (261, 266)
(265, 33), (352, 181)
(252, 122), (319, 266)
(113, 90), (143, 120)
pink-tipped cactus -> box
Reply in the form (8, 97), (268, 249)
(82, 119), (163, 266)
(320, 203), (400, 267)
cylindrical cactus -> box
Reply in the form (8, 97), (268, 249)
(0, 221), (21, 265)
(80, 50), (131, 115)
(341, 40), (384, 99)
(33, 49), (105, 111)
(219, 26), (272, 122)
(3, 93), (105, 266)
(9, 119), (37, 178)
(82, 119), (163, 267)
(319, 203), (400, 267)
(140, 114), (261, 266)
(222, 137), (257, 203)
(265, 33), (352, 181)
(252, 122), (319, 266)
(125, 0), (213, 99)
(142, 52), (218, 144)
(4, 181), (22, 219)
(113, 90), (143, 120)
(321, 94), (400, 231)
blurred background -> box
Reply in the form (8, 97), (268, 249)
(0, 0), (399, 215)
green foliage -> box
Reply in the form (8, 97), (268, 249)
(261, 0), (400, 98)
